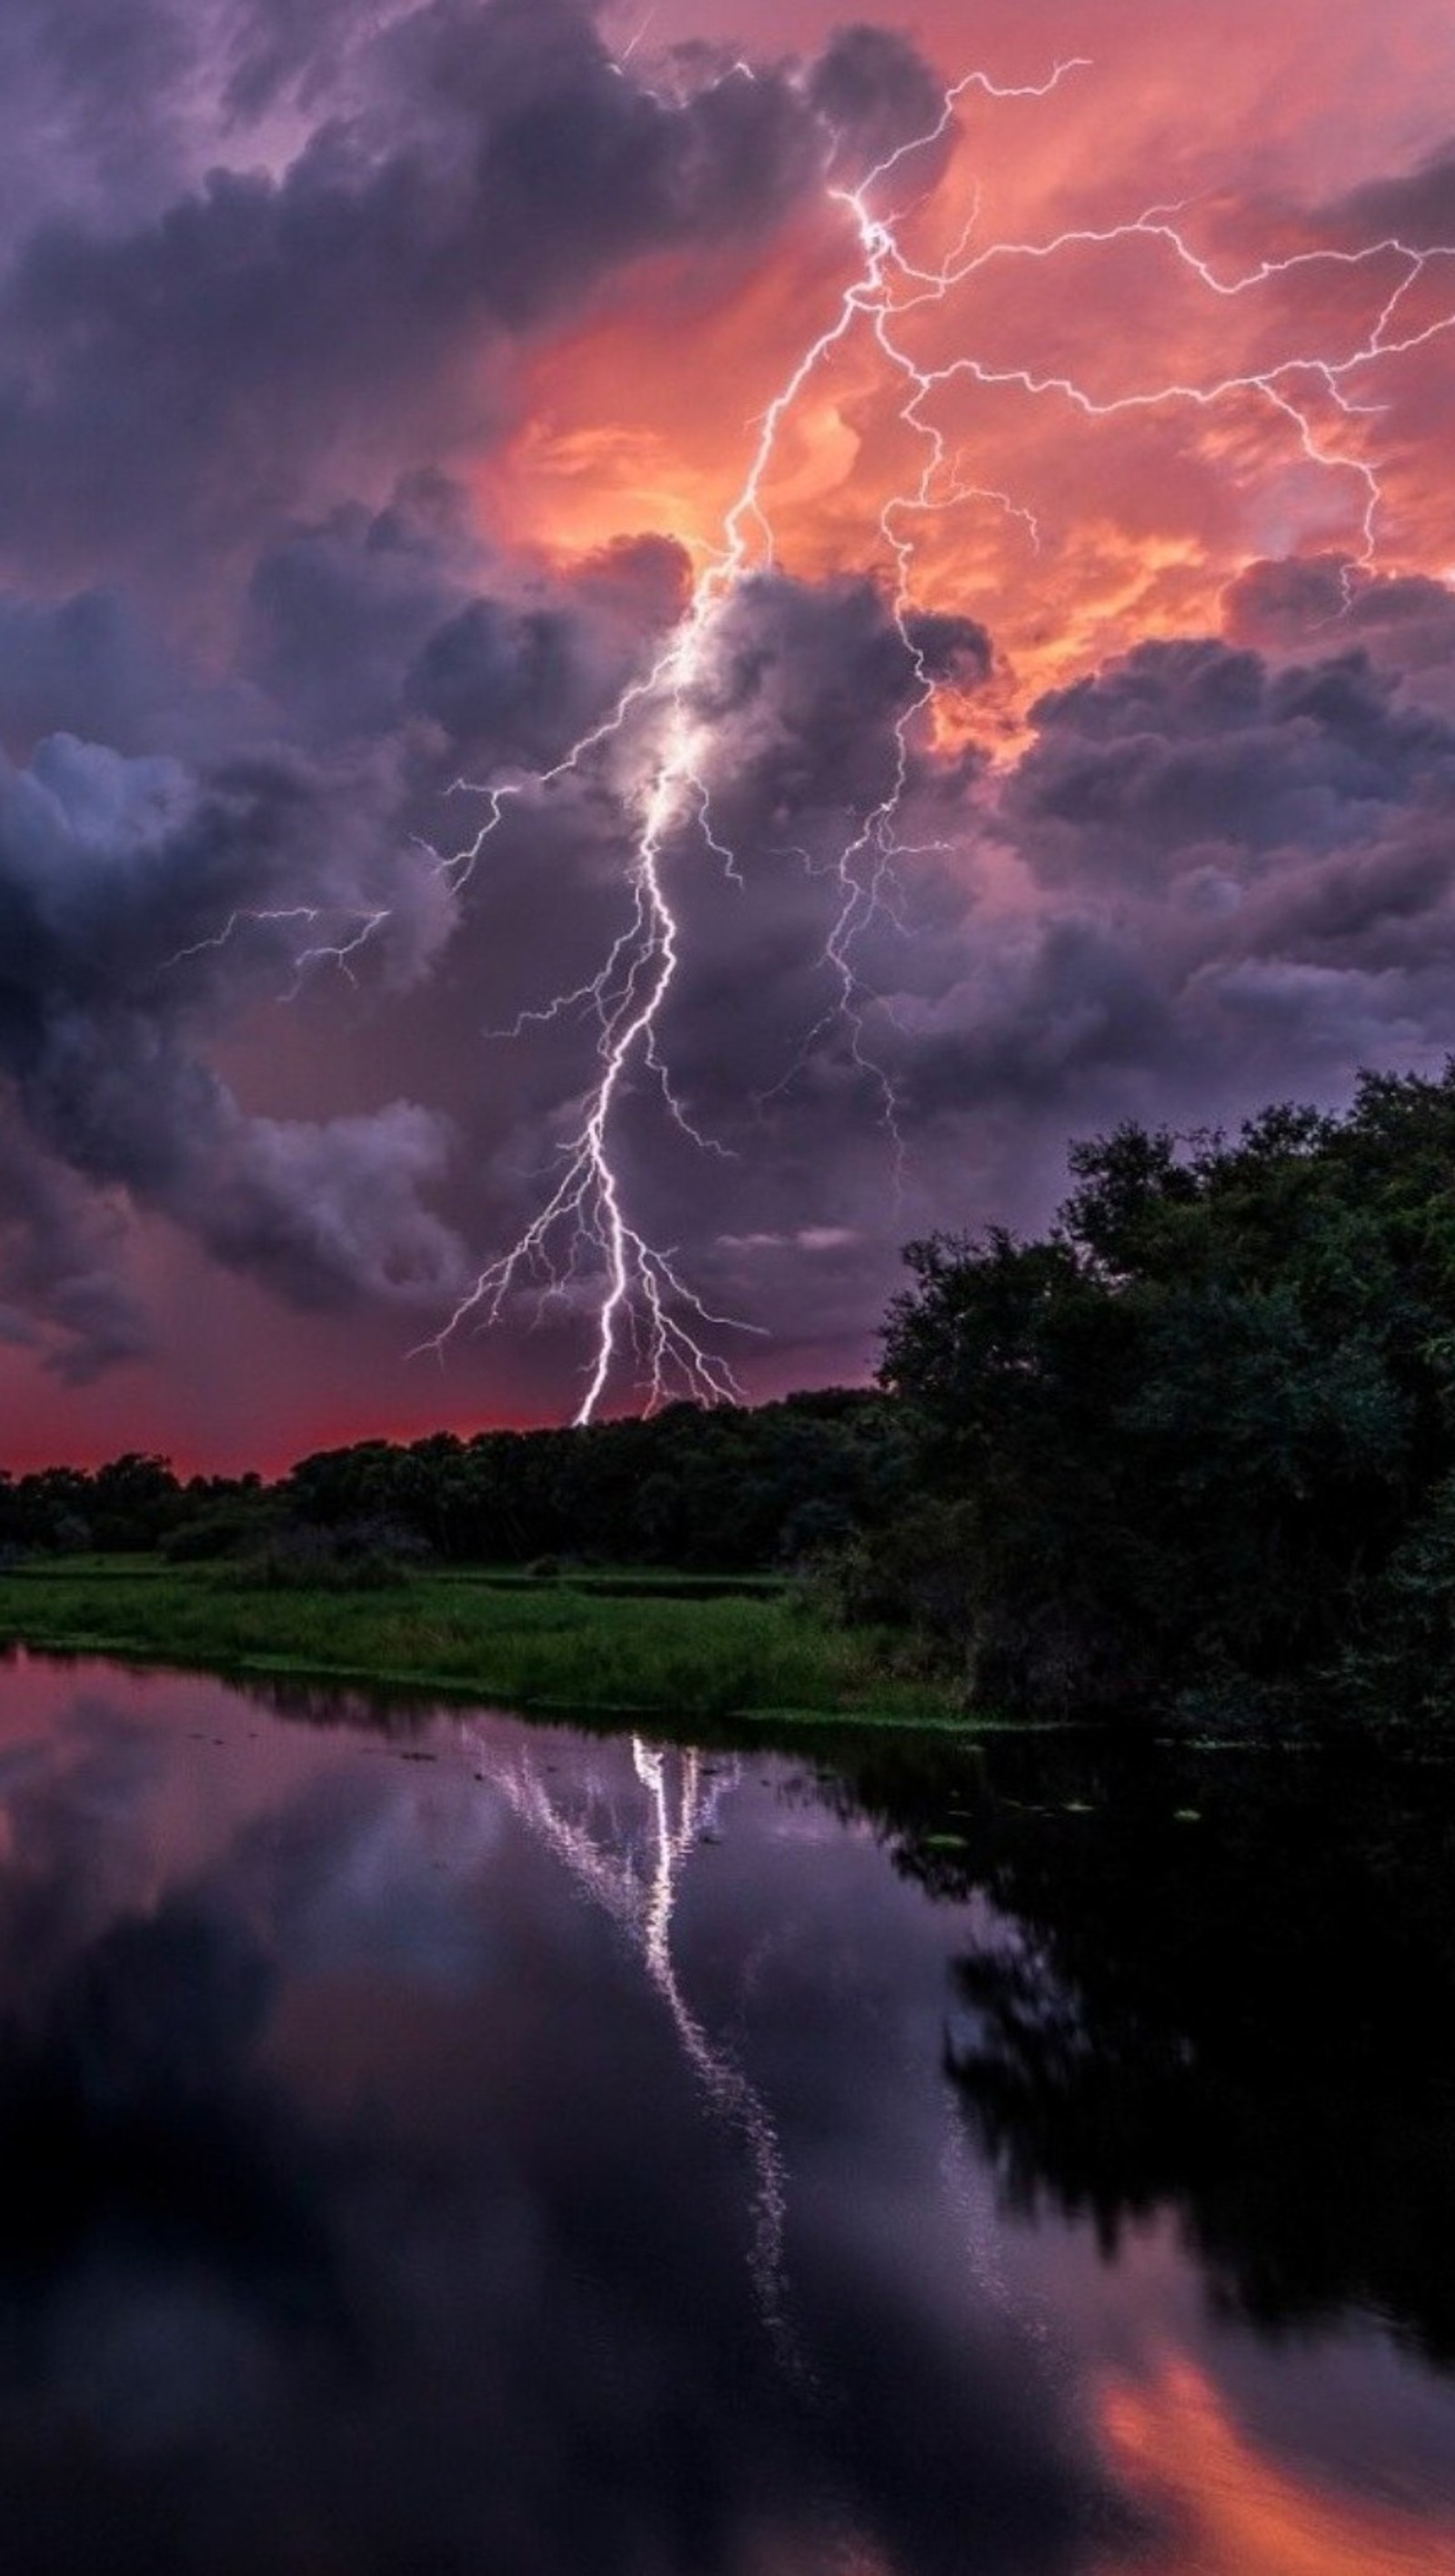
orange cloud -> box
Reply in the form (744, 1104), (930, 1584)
(487, 1), (1455, 735)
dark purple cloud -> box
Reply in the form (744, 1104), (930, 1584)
(0, 0), (858, 598)
(0, 1112), (153, 1384)
(888, 620), (1455, 1203)
(1005, 637), (1455, 882)
(1226, 557), (1455, 717)
(0, 730), (464, 1370)
(1324, 138), (1455, 244)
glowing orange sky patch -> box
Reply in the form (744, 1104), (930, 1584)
(478, 210), (863, 570)
(1098, 2358), (1455, 2576)
(474, 9), (1455, 757)
(479, 101), (1455, 746)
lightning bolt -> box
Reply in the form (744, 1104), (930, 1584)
(422, 55), (1087, 1417)
(413, 43), (1455, 1421)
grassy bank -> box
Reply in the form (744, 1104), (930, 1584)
(0, 1557), (961, 1727)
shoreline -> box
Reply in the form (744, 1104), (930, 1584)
(0, 1556), (964, 1736)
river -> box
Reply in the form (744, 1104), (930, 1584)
(0, 1648), (1450, 2572)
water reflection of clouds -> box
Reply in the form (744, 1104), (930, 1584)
(0, 1658), (1122, 2565)
(8, 1659), (1447, 2574)
(225, 1759), (508, 1990)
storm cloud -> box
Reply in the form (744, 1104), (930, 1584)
(0, 0), (887, 595)
(891, 619), (1455, 1182)
(0, 0), (1453, 1444)
(0, 729), (464, 1368)
(0, 0), (963, 1398)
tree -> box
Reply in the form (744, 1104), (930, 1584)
(879, 1063), (1455, 1727)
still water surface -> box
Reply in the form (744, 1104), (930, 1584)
(1, 1649), (1452, 2573)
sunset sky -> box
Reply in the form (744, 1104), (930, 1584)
(4, 0), (1455, 1465)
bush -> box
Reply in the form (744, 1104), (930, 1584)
(225, 1519), (431, 1593)
(161, 1506), (272, 1563)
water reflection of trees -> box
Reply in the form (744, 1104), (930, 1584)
(835, 1738), (1455, 2367)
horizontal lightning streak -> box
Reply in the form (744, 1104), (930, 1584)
(163, 904), (391, 994)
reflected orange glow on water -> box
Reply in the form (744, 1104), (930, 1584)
(1098, 2359), (1455, 2576)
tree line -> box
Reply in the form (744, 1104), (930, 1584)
(0, 1391), (911, 1576)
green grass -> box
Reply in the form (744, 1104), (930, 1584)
(0, 1557), (962, 1728)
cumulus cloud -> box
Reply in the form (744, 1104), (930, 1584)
(1005, 636), (1455, 884)
(0, 589), (207, 761)
(0, 0), (882, 599)
(888, 617), (1455, 1178)
(1225, 558), (1455, 718)
(806, 22), (948, 186)
(0, 1112), (152, 1383)
(687, 572), (988, 846)
(0, 493), (714, 1378)
(0, 731), (465, 1350)
(0, 0), (198, 239)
